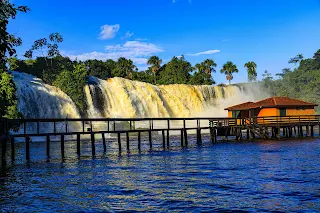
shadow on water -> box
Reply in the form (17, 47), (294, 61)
(0, 136), (320, 212)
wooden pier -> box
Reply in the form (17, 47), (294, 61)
(0, 115), (319, 162)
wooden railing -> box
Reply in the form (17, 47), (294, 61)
(1, 117), (237, 137)
(254, 115), (320, 126)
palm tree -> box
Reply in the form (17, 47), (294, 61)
(147, 56), (162, 84)
(244, 61), (257, 82)
(117, 57), (136, 80)
(220, 61), (239, 85)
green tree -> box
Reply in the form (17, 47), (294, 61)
(313, 49), (320, 64)
(288, 53), (304, 67)
(0, 0), (29, 71)
(220, 61), (239, 84)
(24, 33), (63, 83)
(158, 56), (193, 85)
(244, 61), (257, 82)
(190, 59), (216, 85)
(147, 56), (162, 84)
(53, 64), (88, 114)
(112, 57), (136, 80)
(0, 0), (28, 124)
(85, 59), (115, 79)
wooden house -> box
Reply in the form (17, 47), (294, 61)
(225, 97), (318, 119)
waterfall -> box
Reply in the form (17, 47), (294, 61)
(11, 71), (81, 118)
(85, 77), (269, 118)
(12, 72), (270, 119)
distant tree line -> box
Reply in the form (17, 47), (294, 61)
(261, 50), (320, 112)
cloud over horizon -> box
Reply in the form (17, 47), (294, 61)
(186, 49), (220, 56)
(65, 41), (164, 65)
(99, 24), (120, 40)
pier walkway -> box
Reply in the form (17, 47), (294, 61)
(0, 115), (319, 162)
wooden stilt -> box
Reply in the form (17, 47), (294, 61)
(77, 134), (80, 156)
(91, 133), (95, 156)
(118, 133), (121, 153)
(247, 129), (250, 140)
(46, 135), (50, 159)
(61, 135), (65, 158)
(311, 126), (314, 137)
(210, 127), (214, 144)
(149, 130), (152, 149)
(138, 132), (141, 151)
(102, 133), (106, 152)
(167, 130), (170, 148)
(180, 129), (184, 147)
(26, 136), (30, 161)
(126, 132), (130, 152)
(162, 130), (165, 149)
(184, 129), (188, 146)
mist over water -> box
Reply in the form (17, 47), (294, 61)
(12, 71), (270, 119)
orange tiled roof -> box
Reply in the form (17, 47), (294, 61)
(225, 97), (318, 110)
(224, 102), (255, 110)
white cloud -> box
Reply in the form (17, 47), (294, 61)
(221, 39), (227, 43)
(65, 41), (164, 65)
(186, 49), (220, 56)
(99, 24), (120, 40)
(122, 31), (134, 39)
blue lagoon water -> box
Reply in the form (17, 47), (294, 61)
(1, 136), (320, 212)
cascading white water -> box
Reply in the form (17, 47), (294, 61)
(12, 72), (270, 132)
(11, 71), (81, 119)
(84, 77), (269, 119)
(12, 72), (270, 119)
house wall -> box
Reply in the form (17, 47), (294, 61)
(228, 111), (232, 117)
(286, 107), (315, 116)
(257, 108), (278, 117)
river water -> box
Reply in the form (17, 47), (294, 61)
(1, 136), (320, 212)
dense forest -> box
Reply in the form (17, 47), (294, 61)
(262, 50), (320, 112)
(1, 0), (320, 118)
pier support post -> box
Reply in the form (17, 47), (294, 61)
(61, 135), (65, 159)
(196, 129), (202, 145)
(117, 133), (121, 153)
(167, 130), (170, 148)
(10, 137), (14, 161)
(294, 126), (297, 137)
(180, 129), (184, 147)
(126, 132), (130, 152)
(246, 129), (250, 140)
(278, 128), (281, 139)
(162, 130), (165, 149)
(210, 127), (214, 144)
(77, 134), (80, 156)
(149, 131), (152, 149)
(138, 132), (141, 151)
(26, 136), (30, 161)
(184, 129), (188, 146)
(46, 135), (50, 159)
(91, 133), (95, 156)
(311, 126), (314, 137)
(102, 133), (106, 152)
(306, 125), (310, 137)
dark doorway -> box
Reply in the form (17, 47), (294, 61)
(280, 108), (286, 116)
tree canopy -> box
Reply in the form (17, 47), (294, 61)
(220, 61), (239, 84)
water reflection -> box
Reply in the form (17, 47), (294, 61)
(1, 138), (320, 212)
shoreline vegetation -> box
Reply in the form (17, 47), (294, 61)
(1, 1), (320, 121)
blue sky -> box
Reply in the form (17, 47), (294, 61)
(9, 0), (320, 84)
